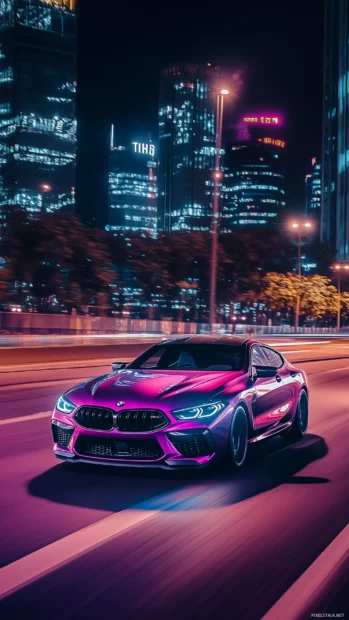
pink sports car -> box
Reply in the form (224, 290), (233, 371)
(52, 336), (309, 470)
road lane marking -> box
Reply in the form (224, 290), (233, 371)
(279, 350), (312, 354)
(0, 411), (51, 426)
(269, 341), (330, 346)
(311, 365), (349, 375)
(262, 524), (349, 620)
(0, 358), (133, 373)
(0, 378), (91, 391)
(0, 485), (206, 600)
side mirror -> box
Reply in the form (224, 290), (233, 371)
(111, 362), (128, 371)
(252, 365), (278, 379)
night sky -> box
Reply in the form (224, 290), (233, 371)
(76, 0), (324, 225)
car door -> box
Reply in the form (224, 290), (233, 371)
(250, 345), (291, 430)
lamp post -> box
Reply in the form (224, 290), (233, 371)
(209, 89), (229, 331)
(290, 221), (313, 331)
(334, 264), (349, 330)
(41, 183), (52, 213)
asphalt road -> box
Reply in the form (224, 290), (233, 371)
(0, 340), (349, 619)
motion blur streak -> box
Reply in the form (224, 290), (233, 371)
(262, 524), (349, 620)
(0, 485), (208, 600)
(0, 339), (348, 618)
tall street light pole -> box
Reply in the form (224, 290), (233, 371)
(291, 221), (312, 331)
(209, 89), (229, 331)
(334, 264), (349, 330)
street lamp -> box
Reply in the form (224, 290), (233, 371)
(333, 264), (349, 330)
(290, 221), (313, 276)
(40, 183), (52, 213)
(290, 221), (313, 330)
(209, 88), (229, 331)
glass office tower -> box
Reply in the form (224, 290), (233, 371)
(305, 157), (321, 217)
(108, 138), (157, 237)
(222, 140), (286, 229)
(322, 0), (349, 259)
(158, 63), (224, 233)
(0, 0), (76, 224)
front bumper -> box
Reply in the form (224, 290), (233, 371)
(52, 413), (221, 470)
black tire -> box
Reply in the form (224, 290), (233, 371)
(288, 389), (308, 442)
(225, 405), (249, 470)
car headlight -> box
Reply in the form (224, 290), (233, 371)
(171, 401), (226, 420)
(56, 394), (75, 414)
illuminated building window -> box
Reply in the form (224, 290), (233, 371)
(0, 0), (76, 218)
(222, 139), (286, 228)
(108, 140), (158, 236)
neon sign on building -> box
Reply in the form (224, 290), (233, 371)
(243, 116), (280, 125)
(132, 142), (155, 156)
(258, 137), (286, 148)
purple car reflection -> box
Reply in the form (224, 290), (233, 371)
(52, 336), (309, 470)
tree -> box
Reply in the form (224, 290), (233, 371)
(261, 272), (339, 323)
(127, 234), (172, 318)
(2, 210), (114, 314)
(0, 266), (11, 306)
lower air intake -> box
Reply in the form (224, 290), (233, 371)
(52, 423), (74, 448)
(167, 431), (215, 458)
(75, 436), (164, 461)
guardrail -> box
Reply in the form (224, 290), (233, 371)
(0, 312), (339, 337)
(0, 312), (340, 348)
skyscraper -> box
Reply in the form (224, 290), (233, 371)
(0, 0), (76, 223)
(222, 137), (286, 229)
(305, 157), (321, 217)
(158, 63), (223, 233)
(322, 0), (349, 259)
(107, 136), (157, 237)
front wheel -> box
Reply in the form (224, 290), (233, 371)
(225, 405), (249, 470)
(288, 389), (308, 442)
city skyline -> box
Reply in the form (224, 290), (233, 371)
(76, 0), (323, 226)
(0, 0), (325, 243)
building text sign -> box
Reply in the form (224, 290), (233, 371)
(258, 137), (286, 148)
(132, 142), (155, 156)
(243, 116), (280, 125)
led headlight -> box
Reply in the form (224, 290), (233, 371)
(56, 394), (75, 414)
(171, 401), (226, 420)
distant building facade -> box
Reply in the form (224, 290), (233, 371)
(322, 0), (349, 259)
(0, 0), (76, 222)
(305, 157), (321, 217)
(107, 136), (157, 237)
(222, 139), (286, 229)
(158, 63), (225, 233)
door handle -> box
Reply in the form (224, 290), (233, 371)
(276, 374), (282, 383)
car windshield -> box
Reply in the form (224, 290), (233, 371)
(129, 344), (244, 371)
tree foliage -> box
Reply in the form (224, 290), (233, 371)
(2, 210), (114, 314)
(261, 272), (339, 319)
(0, 210), (340, 323)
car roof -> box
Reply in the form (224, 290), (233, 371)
(161, 335), (250, 346)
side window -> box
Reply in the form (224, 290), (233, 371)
(262, 347), (283, 368)
(251, 346), (269, 367)
(139, 348), (165, 369)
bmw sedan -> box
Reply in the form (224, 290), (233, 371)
(52, 336), (309, 470)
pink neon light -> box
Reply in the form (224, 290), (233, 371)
(243, 116), (280, 125)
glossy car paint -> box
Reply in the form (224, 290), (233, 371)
(51, 337), (308, 469)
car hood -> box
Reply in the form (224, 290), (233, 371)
(66, 368), (245, 410)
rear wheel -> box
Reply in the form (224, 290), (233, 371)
(226, 405), (249, 470)
(287, 389), (308, 442)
